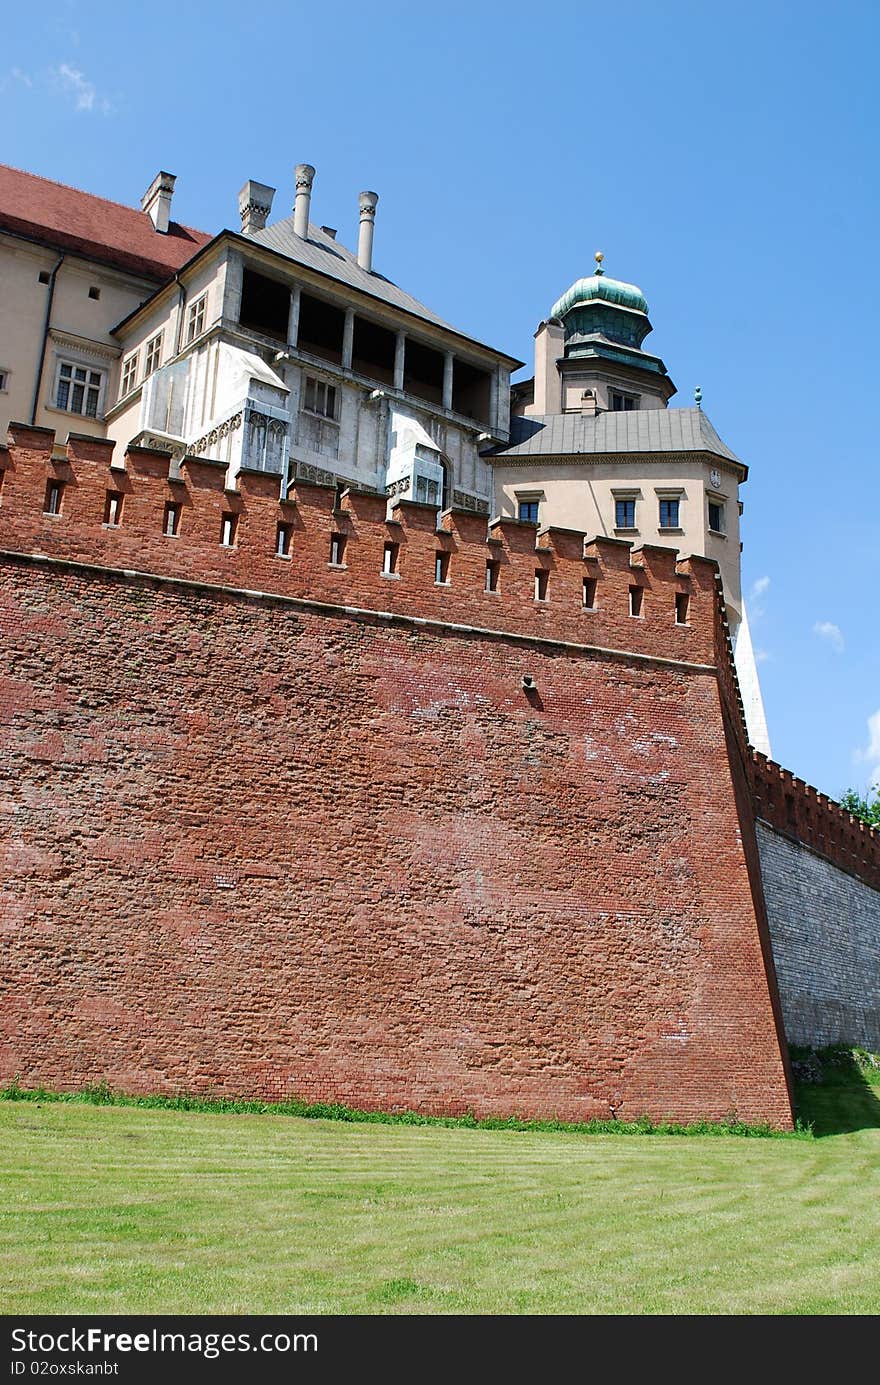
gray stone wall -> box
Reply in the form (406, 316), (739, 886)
(757, 821), (880, 1051)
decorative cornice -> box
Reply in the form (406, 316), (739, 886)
(488, 451), (745, 476)
(48, 329), (120, 362)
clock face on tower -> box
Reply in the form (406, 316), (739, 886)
(710, 468), (721, 489)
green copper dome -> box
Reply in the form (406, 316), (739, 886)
(551, 268), (648, 321)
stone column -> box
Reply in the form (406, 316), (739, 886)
(222, 249), (244, 325)
(443, 351), (454, 410)
(394, 332), (405, 391)
(342, 308), (355, 371)
(287, 285), (301, 349)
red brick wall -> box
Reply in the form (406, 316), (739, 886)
(752, 753), (880, 891)
(0, 429), (794, 1126)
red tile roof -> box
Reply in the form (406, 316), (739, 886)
(0, 164), (212, 283)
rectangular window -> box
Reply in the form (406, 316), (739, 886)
(55, 361), (104, 417)
(44, 480), (64, 515)
(0, 371), (7, 392)
(675, 592), (690, 625)
(120, 353), (139, 397)
(611, 391), (636, 411)
(88, 286), (100, 301)
(583, 576), (597, 610)
(144, 333), (163, 378)
(163, 502), (181, 537)
(518, 499), (539, 524)
(534, 568), (548, 602)
(186, 294), (207, 344)
(38, 270), (50, 284)
(659, 497), (680, 529)
(382, 541), (399, 575)
(329, 533), (346, 566)
(708, 500), (725, 533)
(629, 585), (644, 617)
(220, 513), (238, 548)
(103, 491), (123, 527)
(615, 497), (636, 529)
(416, 475), (440, 506)
(303, 377), (338, 420)
(276, 522), (292, 557)
(435, 551), (450, 584)
(485, 559), (500, 593)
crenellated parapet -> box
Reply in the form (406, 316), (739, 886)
(752, 751), (880, 890)
(0, 424), (722, 669)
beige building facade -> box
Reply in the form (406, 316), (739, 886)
(0, 165), (209, 439)
(488, 257), (769, 752)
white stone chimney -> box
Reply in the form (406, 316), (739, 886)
(141, 171), (176, 234)
(357, 190), (379, 271)
(293, 164), (315, 239)
(238, 180), (275, 235)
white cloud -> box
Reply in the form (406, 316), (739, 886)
(54, 63), (110, 113)
(748, 575), (770, 621)
(754, 647), (770, 665)
(854, 708), (880, 791)
(1, 67), (33, 91)
(813, 620), (845, 653)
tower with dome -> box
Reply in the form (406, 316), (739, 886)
(488, 253), (770, 754)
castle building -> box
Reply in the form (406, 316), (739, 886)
(0, 164), (210, 441)
(104, 165), (520, 523)
(490, 253), (770, 753)
(1, 162), (877, 1129)
(0, 163), (770, 750)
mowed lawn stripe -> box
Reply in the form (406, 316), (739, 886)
(1, 1098), (878, 1314)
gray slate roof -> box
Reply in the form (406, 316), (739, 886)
(489, 408), (741, 464)
(251, 218), (460, 338)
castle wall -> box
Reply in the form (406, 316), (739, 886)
(0, 426), (794, 1126)
(751, 754), (880, 1051)
(755, 825), (880, 1050)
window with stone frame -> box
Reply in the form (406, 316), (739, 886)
(120, 353), (139, 397)
(658, 496), (680, 529)
(186, 294), (207, 344)
(144, 333), (163, 378)
(55, 360), (105, 417)
(302, 376), (338, 420)
(615, 496), (637, 529)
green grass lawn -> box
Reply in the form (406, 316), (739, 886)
(2, 1058), (878, 1315)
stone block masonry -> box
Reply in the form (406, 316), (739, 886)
(756, 824), (880, 1050)
(752, 752), (880, 1050)
(0, 426), (794, 1126)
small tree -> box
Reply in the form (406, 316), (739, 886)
(840, 787), (880, 829)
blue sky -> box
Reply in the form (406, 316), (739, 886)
(3, 0), (878, 801)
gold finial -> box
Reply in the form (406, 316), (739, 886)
(594, 249), (604, 276)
